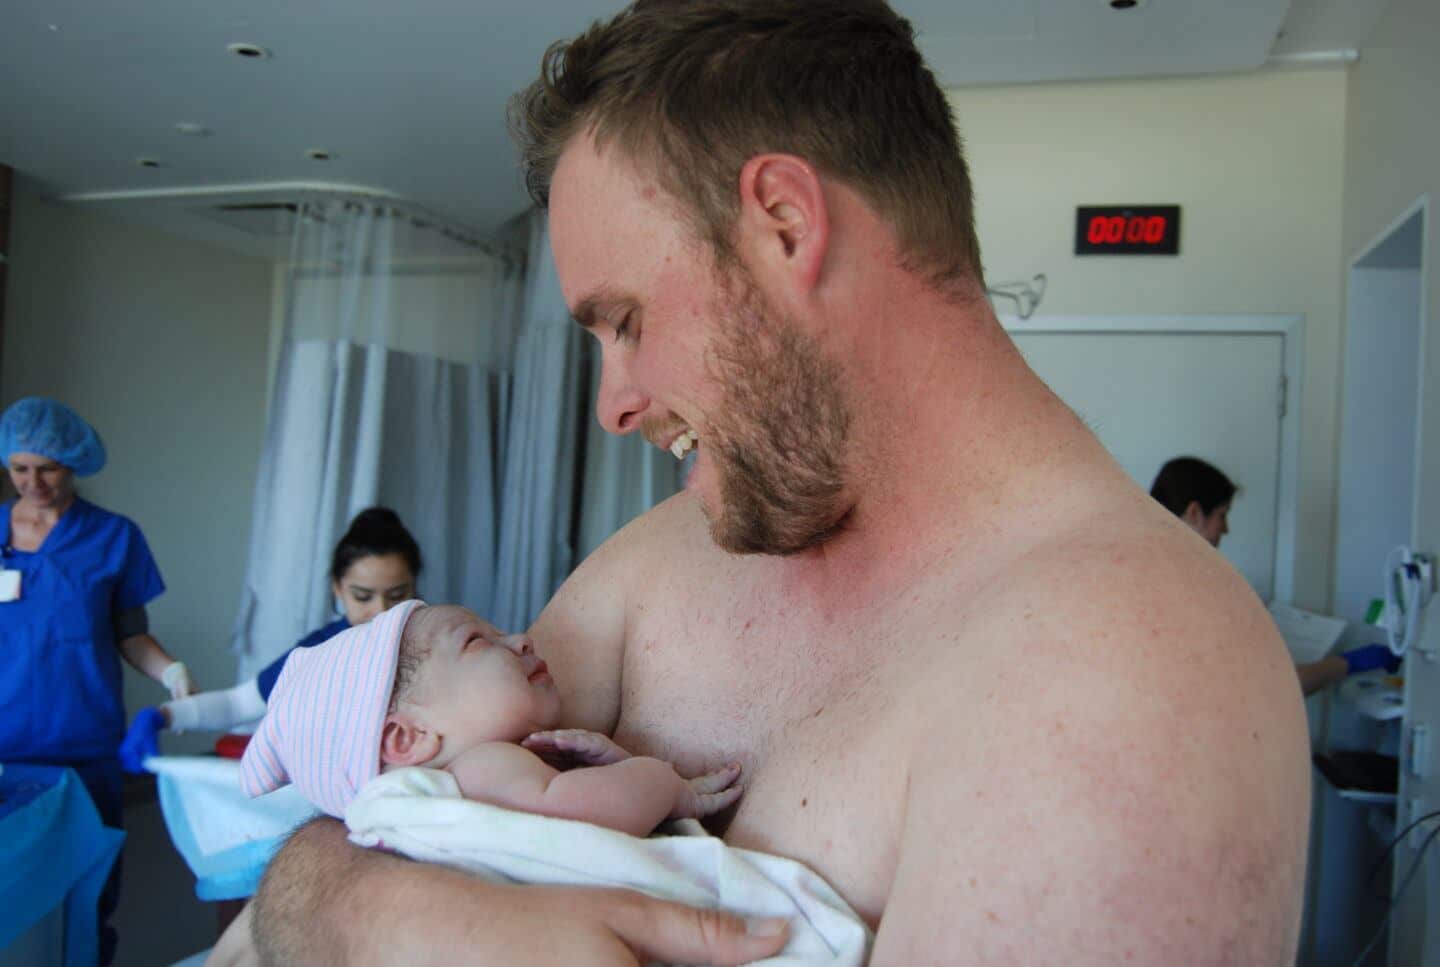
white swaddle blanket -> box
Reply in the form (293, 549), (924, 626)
(345, 768), (872, 966)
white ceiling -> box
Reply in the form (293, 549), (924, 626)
(0, 0), (1386, 256)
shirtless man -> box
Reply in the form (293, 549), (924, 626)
(252, 2), (1311, 962)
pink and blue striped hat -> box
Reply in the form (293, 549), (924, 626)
(240, 598), (425, 817)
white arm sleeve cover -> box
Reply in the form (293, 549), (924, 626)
(163, 678), (267, 732)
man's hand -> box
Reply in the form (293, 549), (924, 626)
(252, 817), (789, 966)
(672, 762), (743, 819)
(523, 728), (633, 768)
(540, 886), (789, 967)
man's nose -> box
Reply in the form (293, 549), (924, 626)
(595, 353), (648, 435)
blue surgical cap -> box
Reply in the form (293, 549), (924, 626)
(0, 397), (108, 476)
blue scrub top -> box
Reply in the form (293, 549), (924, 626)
(0, 498), (165, 762)
(254, 616), (349, 701)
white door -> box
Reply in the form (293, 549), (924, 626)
(1010, 329), (1285, 600)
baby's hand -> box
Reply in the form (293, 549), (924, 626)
(522, 729), (632, 768)
(672, 762), (743, 819)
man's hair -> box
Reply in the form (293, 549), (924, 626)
(510, 0), (984, 293)
(1149, 457), (1237, 517)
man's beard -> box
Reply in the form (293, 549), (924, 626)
(700, 277), (852, 556)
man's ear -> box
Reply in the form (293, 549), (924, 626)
(736, 153), (830, 293)
(380, 711), (441, 767)
(1181, 500), (1206, 531)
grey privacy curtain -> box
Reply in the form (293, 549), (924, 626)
(490, 211), (682, 630)
(233, 203), (676, 679)
(232, 200), (524, 675)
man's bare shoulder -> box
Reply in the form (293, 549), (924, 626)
(577, 492), (714, 577)
(875, 512), (1311, 963)
(530, 493), (716, 733)
(929, 507), (1305, 762)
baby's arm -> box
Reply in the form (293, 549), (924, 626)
(446, 742), (741, 837)
(521, 728), (632, 767)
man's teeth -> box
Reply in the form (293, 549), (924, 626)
(669, 429), (699, 460)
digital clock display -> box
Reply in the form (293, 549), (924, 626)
(1074, 205), (1181, 256)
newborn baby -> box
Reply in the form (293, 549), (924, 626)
(238, 599), (872, 965)
(239, 599), (740, 832)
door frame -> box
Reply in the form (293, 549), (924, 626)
(1345, 193), (1429, 549)
(999, 313), (1304, 604)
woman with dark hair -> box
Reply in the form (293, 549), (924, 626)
(120, 508), (422, 755)
(1149, 457), (1397, 696)
(1149, 456), (1238, 549)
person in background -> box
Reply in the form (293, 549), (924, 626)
(1150, 456), (1400, 696)
(120, 507), (422, 763)
(0, 396), (196, 965)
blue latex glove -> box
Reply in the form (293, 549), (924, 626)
(119, 706), (165, 774)
(1342, 644), (1402, 676)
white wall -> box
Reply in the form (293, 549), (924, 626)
(1, 182), (273, 732)
(949, 67), (1348, 611)
(1341, 0), (1440, 960)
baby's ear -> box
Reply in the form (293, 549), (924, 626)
(380, 712), (441, 767)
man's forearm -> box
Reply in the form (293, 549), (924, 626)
(252, 818), (365, 965)
(252, 806), (791, 966)
(253, 817), (474, 965)
(254, 813), (586, 966)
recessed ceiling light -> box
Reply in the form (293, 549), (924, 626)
(304, 149), (338, 162)
(227, 42), (271, 61)
(174, 122), (213, 137)
(1109, 0), (1143, 9)
(136, 158), (163, 168)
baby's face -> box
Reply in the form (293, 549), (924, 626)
(404, 605), (562, 753)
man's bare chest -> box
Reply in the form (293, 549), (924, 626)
(611, 583), (919, 923)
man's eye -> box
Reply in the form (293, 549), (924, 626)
(352, 594), (372, 603)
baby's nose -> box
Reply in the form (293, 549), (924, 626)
(501, 633), (533, 655)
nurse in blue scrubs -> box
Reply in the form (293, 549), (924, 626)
(0, 396), (195, 964)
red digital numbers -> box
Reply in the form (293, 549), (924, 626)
(1086, 214), (1168, 246)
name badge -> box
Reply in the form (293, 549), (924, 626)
(0, 569), (20, 603)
